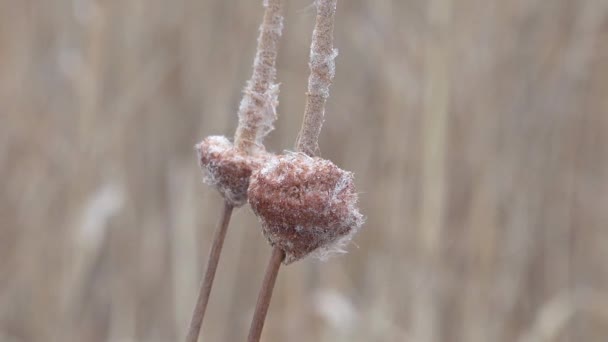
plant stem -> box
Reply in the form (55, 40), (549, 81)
(186, 202), (234, 342)
(247, 247), (285, 342)
(235, 0), (284, 153)
(188, 1), (285, 340)
(245, 1), (339, 340)
(295, 0), (338, 157)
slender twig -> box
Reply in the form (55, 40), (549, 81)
(186, 203), (233, 342)
(295, 0), (338, 157)
(247, 247), (285, 342)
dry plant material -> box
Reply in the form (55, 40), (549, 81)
(234, 0), (285, 153)
(295, 0), (338, 156)
(248, 153), (363, 264)
(188, 1), (284, 341)
(196, 136), (269, 207)
(247, 1), (362, 341)
(197, 0), (284, 206)
(248, 0), (359, 266)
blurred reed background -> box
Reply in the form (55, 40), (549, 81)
(1, 0), (608, 341)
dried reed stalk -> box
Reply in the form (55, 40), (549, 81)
(187, 1), (284, 341)
(247, 1), (340, 341)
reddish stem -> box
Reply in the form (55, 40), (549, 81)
(247, 247), (285, 342)
(186, 202), (234, 342)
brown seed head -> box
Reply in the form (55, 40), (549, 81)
(248, 153), (363, 264)
(196, 135), (268, 207)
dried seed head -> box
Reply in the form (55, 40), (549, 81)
(248, 153), (363, 264)
(196, 135), (268, 207)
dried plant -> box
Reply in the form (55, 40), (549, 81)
(187, 1), (284, 341)
(195, 0), (284, 207)
(295, 0), (339, 157)
(197, 136), (271, 207)
(246, 1), (363, 341)
(192, 2), (360, 342)
(234, 0), (284, 154)
(248, 153), (363, 264)
(5, 0), (608, 340)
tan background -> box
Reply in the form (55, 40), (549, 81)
(1, 0), (608, 341)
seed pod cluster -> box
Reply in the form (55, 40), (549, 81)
(196, 135), (268, 207)
(247, 153), (363, 264)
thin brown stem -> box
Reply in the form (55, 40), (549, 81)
(247, 247), (285, 342)
(186, 202), (234, 342)
(295, 0), (338, 156)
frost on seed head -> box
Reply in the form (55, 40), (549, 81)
(195, 135), (269, 207)
(248, 153), (363, 264)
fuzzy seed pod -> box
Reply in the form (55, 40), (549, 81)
(196, 135), (268, 207)
(248, 153), (363, 264)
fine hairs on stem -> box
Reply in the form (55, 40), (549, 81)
(235, 0), (285, 153)
(295, 0), (338, 157)
(188, 1), (284, 341)
(247, 1), (344, 341)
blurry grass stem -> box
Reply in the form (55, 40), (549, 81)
(413, 0), (451, 340)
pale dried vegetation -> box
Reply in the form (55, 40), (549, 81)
(1, 0), (608, 341)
